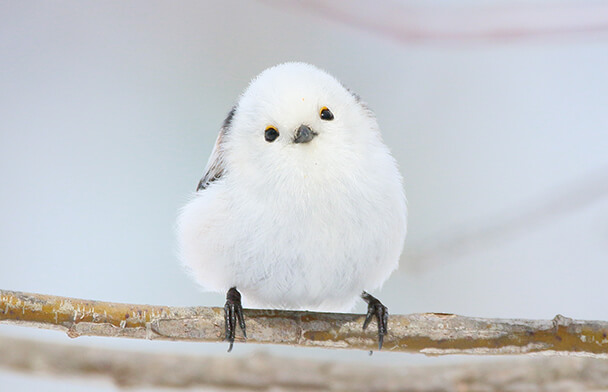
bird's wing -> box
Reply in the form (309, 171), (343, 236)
(196, 107), (235, 191)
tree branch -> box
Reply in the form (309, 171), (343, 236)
(1, 289), (608, 357)
(2, 334), (608, 391)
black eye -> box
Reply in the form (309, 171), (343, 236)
(320, 107), (334, 121)
(264, 126), (279, 142)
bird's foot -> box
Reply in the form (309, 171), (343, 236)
(361, 291), (388, 350)
(224, 287), (246, 352)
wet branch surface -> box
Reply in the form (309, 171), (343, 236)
(1, 289), (608, 356)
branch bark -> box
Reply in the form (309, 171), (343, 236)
(1, 289), (608, 357)
(2, 334), (608, 391)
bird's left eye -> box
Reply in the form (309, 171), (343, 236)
(264, 126), (280, 142)
(320, 107), (334, 121)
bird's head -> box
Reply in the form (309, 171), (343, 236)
(223, 62), (381, 188)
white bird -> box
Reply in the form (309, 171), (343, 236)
(177, 62), (407, 351)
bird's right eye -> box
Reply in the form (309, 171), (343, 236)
(264, 126), (279, 142)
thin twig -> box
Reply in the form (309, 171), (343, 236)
(1, 290), (608, 357)
(403, 167), (608, 273)
(2, 335), (608, 391)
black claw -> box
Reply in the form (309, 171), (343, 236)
(225, 287), (246, 352)
(361, 291), (389, 351)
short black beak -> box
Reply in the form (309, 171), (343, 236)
(293, 124), (317, 144)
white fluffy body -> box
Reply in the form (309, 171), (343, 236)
(178, 62), (406, 312)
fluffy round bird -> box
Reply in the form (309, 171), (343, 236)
(177, 62), (407, 351)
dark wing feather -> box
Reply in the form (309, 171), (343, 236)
(196, 107), (235, 191)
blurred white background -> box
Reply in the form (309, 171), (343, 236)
(1, 1), (607, 390)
